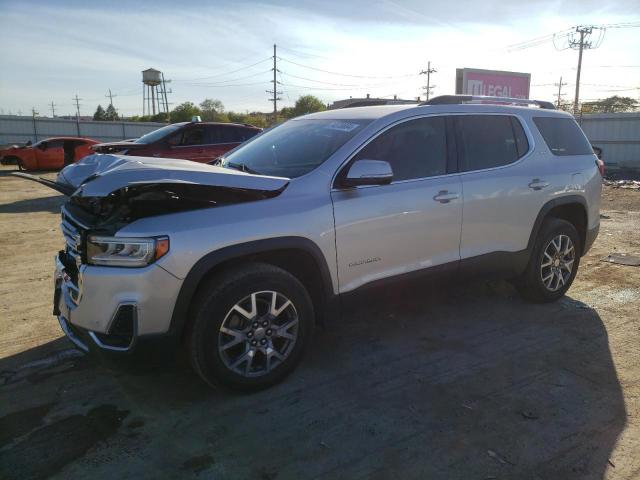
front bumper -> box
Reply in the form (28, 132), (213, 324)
(54, 251), (182, 352)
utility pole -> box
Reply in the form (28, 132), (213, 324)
(31, 108), (39, 142)
(554, 76), (567, 109)
(72, 94), (82, 136)
(569, 26), (593, 115)
(49, 101), (56, 117)
(105, 88), (117, 107)
(266, 44), (282, 123)
(420, 61), (437, 101)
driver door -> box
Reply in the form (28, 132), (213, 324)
(36, 140), (65, 169)
(331, 116), (462, 293)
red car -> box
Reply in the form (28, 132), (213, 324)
(2, 137), (99, 171)
(92, 121), (262, 162)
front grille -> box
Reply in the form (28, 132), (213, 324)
(60, 207), (86, 301)
(61, 208), (84, 262)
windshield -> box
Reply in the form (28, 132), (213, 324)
(221, 119), (370, 178)
(134, 124), (183, 144)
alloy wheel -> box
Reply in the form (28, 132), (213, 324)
(218, 290), (299, 378)
(540, 234), (575, 292)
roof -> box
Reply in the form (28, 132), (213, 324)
(36, 136), (98, 142)
(299, 102), (570, 122)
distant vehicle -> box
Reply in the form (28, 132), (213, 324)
(1, 137), (99, 171)
(91, 121), (262, 163)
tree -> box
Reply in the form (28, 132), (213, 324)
(199, 98), (225, 122)
(105, 104), (119, 121)
(93, 104), (106, 121)
(582, 96), (638, 113)
(292, 95), (325, 117)
(170, 102), (202, 122)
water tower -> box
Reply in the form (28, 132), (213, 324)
(142, 68), (169, 117)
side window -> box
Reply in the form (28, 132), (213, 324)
(180, 126), (205, 146)
(353, 116), (447, 182)
(533, 117), (593, 156)
(457, 115), (525, 172)
(47, 140), (64, 149)
(237, 127), (260, 142)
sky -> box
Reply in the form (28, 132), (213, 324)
(0, 0), (639, 117)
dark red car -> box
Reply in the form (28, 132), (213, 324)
(92, 121), (262, 162)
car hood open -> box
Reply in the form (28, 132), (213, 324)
(56, 153), (289, 197)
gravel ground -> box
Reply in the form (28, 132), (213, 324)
(0, 165), (639, 479)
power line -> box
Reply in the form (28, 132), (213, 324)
(186, 69), (272, 86)
(175, 57), (272, 82)
(278, 56), (419, 79)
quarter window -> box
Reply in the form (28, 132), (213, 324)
(353, 116), (448, 181)
(533, 117), (593, 156)
(457, 115), (527, 172)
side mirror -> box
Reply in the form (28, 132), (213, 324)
(340, 159), (393, 187)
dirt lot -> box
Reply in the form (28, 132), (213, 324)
(1, 165), (639, 479)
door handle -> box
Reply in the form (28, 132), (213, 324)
(528, 179), (549, 190)
(433, 190), (459, 203)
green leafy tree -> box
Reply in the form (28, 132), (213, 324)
(280, 106), (295, 119)
(199, 98), (226, 121)
(105, 104), (119, 121)
(93, 104), (106, 121)
(582, 96), (638, 113)
(292, 95), (326, 117)
(151, 112), (169, 123)
(171, 102), (202, 122)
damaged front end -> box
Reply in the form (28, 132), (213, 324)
(68, 181), (285, 233)
(15, 153), (290, 231)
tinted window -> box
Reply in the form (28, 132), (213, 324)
(181, 126), (205, 145)
(457, 115), (525, 172)
(222, 119), (370, 178)
(135, 124), (182, 144)
(533, 117), (593, 156)
(47, 140), (65, 149)
(237, 127), (260, 142)
(353, 117), (447, 181)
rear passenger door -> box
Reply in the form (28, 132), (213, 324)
(332, 115), (463, 293)
(166, 125), (208, 162)
(456, 114), (544, 262)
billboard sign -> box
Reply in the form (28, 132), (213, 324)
(455, 68), (531, 99)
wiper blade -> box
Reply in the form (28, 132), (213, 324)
(225, 161), (261, 175)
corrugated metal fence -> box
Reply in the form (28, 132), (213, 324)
(0, 115), (165, 144)
(579, 112), (640, 171)
(1, 112), (638, 170)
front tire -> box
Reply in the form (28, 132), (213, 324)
(516, 218), (581, 303)
(187, 263), (314, 390)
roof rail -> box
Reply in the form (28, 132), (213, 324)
(422, 95), (555, 110)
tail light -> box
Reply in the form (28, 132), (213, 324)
(596, 159), (605, 177)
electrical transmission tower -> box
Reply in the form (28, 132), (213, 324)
(49, 101), (56, 117)
(554, 76), (567, 109)
(420, 61), (437, 101)
(31, 108), (39, 141)
(266, 44), (283, 122)
(106, 88), (117, 107)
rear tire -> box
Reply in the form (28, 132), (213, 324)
(186, 263), (314, 391)
(515, 218), (581, 303)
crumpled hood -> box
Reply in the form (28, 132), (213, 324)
(57, 153), (289, 197)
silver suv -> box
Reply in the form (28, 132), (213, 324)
(42, 95), (602, 389)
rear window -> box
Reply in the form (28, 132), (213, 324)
(457, 115), (529, 172)
(533, 117), (593, 156)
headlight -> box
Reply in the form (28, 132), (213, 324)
(86, 236), (169, 267)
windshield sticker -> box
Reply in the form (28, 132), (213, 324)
(325, 121), (360, 132)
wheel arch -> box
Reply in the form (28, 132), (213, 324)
(527, 195), (588, 256)
(168, 237), (337, 339)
